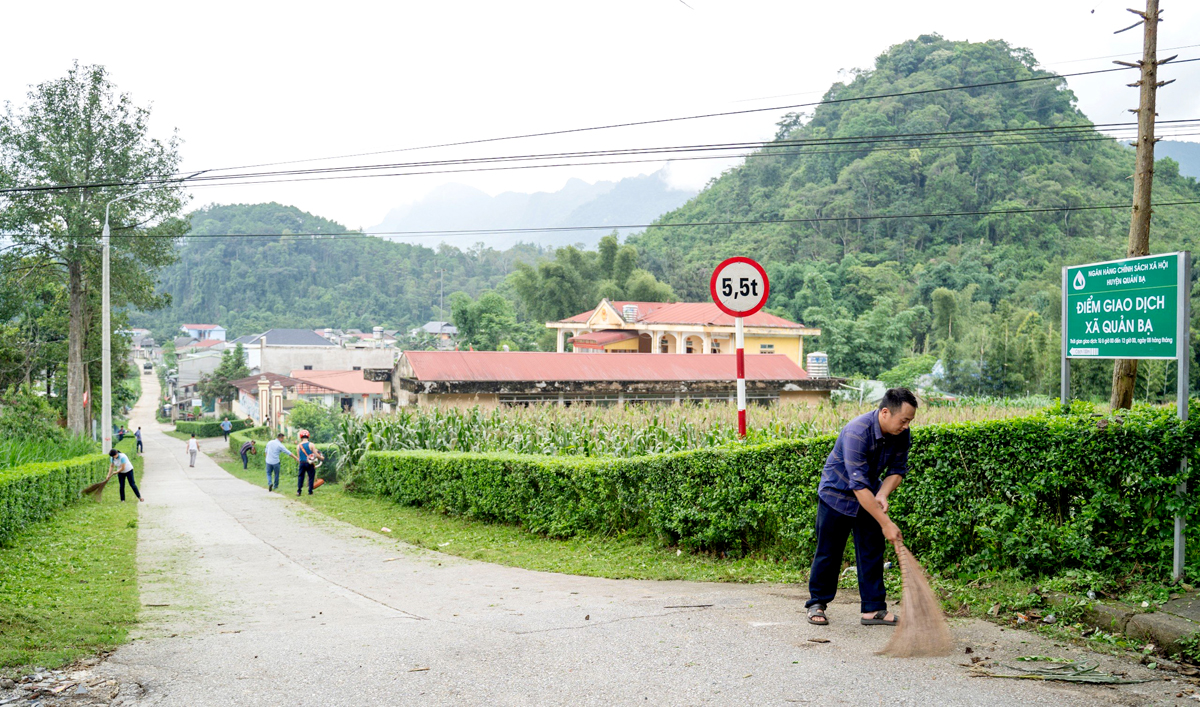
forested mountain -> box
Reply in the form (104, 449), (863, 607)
(628, 35), (1200, 399)
(1158, 141), (1200, 180)
(368, 170), (696, 249)
(130, 203), (545, 339)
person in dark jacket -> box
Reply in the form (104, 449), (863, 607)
(296, 430), (325, 496)
(805, 388), (917, 628)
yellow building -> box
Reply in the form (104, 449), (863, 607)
(548, 300), (821, 367)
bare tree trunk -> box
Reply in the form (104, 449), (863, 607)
(66, 255), (87, 435)
(1111, 0), (1163, 410)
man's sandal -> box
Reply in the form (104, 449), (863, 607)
(807, 605), (829, 625)
(861, 610), (898, 626)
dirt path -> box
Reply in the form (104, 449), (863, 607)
(97, 376), (1181, 706)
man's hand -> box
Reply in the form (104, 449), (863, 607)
(882, 520), (903, 544)
(875, 495), (889, 514)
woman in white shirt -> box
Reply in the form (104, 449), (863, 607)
(186, 434), (200, 467)
(107, 449), (143, 502)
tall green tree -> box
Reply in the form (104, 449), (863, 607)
(450, 291), (519, 351)
(197, 344), (250, 405)
(0, 63), (187, 433)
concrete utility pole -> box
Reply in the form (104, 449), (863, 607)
(1110, 0), (1175, 410)
(101, 191), (139, 453)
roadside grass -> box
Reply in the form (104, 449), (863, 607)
(0, 437), (141, 677)
(209, 448), (811, 583)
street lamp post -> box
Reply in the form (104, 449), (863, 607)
(101, 192), (138, 453)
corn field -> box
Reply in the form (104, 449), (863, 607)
(0, 436), (100, 471)
(333, 402), (1035, 472)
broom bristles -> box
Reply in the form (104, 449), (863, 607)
(82, 478), (109, 501)
(879, 540), (952, 657)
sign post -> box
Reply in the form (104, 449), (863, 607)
(710, 257), (770, 438)
(1063, 251), (1191, 580)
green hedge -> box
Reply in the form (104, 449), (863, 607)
(0, 454), (108, 545)
(229, 427), (339, 482)
(353, 403), (1200, 578)
(175, 418), (250, 438)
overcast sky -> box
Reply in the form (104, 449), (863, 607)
(3, 0), (1198, 232)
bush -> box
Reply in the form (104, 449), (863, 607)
(174, 418), (249, 438)
(229, 427), (339, 482)
(353, 402), (1200, 579)
(0, 454), (108, 545)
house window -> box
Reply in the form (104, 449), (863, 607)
(711, 340), (722, 354)
(760, 343), (775, 354)
(353, 366), (361, 371)
(685, 340), (694, 354)
(659, 338), (669, 353)
(304, 365), (313, 370)
(372, 397), (384, 411)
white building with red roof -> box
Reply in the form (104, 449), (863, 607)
(546, 299), (821, 365)
(366, 350), (840, 408)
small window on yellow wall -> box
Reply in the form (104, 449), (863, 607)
(760, 343), (775, 354)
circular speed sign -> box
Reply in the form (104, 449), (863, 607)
(710, 257), (770, 317)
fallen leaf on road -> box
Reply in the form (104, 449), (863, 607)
(383, 558), (400, 562)
(408, 667), (430, 672)
(808, 638), (830, 643)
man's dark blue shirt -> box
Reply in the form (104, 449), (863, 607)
(818, 409), (911, 517)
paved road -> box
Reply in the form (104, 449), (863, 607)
(103, 376), (1178, 706)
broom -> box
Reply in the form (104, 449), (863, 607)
(82, 473), (113, 501)
(879, 540), (952, 657)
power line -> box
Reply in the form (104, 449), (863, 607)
(187, 60), (1184, 174)
(6, 57), (1197, 198)
(4, 118), (1197, 197)
(53, 199), (1193, 242)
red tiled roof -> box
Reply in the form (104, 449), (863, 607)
(401, 351), (809, 382)
(188, 339), (225, 348)
(639, 302), (805, 328)
(558, 301), (808, 329)
(182, 324), (221, 330)
(559, 301), (670, 324)
(568, 330), (640, 347)
(230, 373), (309, 396)
(290, 370), (385, 395)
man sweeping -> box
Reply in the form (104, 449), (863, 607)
(806, 387), (917, 627)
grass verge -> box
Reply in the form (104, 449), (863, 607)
(0, 438), (141, 676)
(209, 448), (810, 583)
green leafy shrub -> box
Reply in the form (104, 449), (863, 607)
(353, 402), (1200, 578)
(174, 418), (249, 438)
(0, 454), (108, 545)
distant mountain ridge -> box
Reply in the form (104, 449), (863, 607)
(1158, 141), (1200, 180)
(368, 169), (697, 249)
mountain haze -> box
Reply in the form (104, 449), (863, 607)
(369, 170), (697, 249)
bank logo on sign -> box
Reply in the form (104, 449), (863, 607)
(1072, 271), (1086, 290)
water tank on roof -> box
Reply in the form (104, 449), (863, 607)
(807, 352), (830, 378)
(622, 304), (639, 322)
(373, 326), (384, 339)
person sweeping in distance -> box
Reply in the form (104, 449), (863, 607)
(806, 387), (917, 628)
(107, 448), (143, 502)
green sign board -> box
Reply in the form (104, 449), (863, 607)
(1064, 252), (1186, 359)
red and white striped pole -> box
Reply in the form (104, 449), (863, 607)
(735, 316), (746, 437)
(710, 256), (769, 442)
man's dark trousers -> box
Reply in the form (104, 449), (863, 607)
(805, 498), (887, 613)
(297, 462), (316, 495)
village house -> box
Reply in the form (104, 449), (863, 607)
(365, 350), (841, 408)
(290, 369), (389, 415)
(409, 321), (458, 349)
(256, 328), (395, 375)
(180, 324), (226, 342)
(546, 300), (821, 366)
